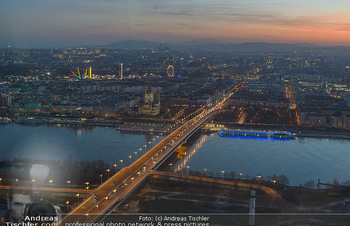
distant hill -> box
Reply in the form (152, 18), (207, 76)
(99, 39), (222, 49)
(103, 40), (166, 49)
(173, 38), (224, 47)
(78, 39), (350, 55)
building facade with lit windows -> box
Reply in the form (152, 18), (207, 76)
(139, 84), (160, 116)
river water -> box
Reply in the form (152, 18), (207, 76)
(173, 133), (350, 186)
(1, 124), (349, 185)
(0, 124), (162, 166)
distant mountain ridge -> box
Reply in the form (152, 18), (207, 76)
(103, 40), (166, 49)
(79, 39), (350, 54)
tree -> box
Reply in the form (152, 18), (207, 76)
(342, 180), (350, 186)
(333, 178), (340, 187)
(304, 180), (315, 189)
(276, 174), (289, 185)
(244, 174), (251, 180)
(270, 174), (277, 181)
(97, 159), (105, 172)
(79, 160), (86, 168)
(194, 171), (201, 177)
(229, 171), (236, 179)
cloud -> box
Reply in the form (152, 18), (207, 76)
(2, 0), (350, 47)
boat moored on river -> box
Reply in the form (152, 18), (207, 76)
(218, 129), (295, 140)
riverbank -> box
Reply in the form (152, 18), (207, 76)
(4, 115), (350, 140)
(5, 116), (176, 134)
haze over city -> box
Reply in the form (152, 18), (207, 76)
(2, 0), (350, 48)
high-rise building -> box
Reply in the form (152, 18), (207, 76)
(120, 63), (123, 79)
(0, 93), (13, 107)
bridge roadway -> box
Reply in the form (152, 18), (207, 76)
(60, 81), (245, 224)
(60, 109), (219, 224)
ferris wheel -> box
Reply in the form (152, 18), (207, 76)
(167, 65), (174, 77)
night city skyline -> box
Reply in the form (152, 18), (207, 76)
(2, 1), (350, 225)
(2, 0), (350, 48)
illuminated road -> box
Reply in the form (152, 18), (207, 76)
(61, 111), (218, 224)
(59, 81), (246, 224)
(285, 83), (296, 110)
(149, 171), (281, 199)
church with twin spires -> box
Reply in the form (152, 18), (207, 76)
(139, 83), (160, 116)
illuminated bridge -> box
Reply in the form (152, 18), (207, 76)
(61, 110), (218, 224)
(59, 82), (245, 224)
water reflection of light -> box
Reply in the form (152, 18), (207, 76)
(74, 128), (91, 137)
(174, 135), (208, 173)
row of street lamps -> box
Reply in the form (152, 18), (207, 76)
(171, 166), (274, 187)
(0, 134), (165, 191)
(96, 135), (162, 186)
(35, 136), (159, 189)
(1, 171), (273, 191)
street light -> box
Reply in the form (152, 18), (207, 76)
(128, 156), (132, 165)
(186, 166), (190, 175)
(134, 152), (137, 160)
(271, 180), (276, 189)
(256, 175), (261, 185)
(239, 173), (243, 182)
(49, 180), (53, 188)
(32, 179), (35, 185)
(169, 163), (173, 172)
(120, 160), (123, 168)
(106, 169), (110, 178)
(76, 194), (80, 204)
(204, 169), (207, 177)
(113, 164), (117, 173)
(100, 174), (103, 184)
(0, 178), (2, 185)
(66, 181), (71, 189)
(65, 201), (69, 207)
(221, 171), (225, 180)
